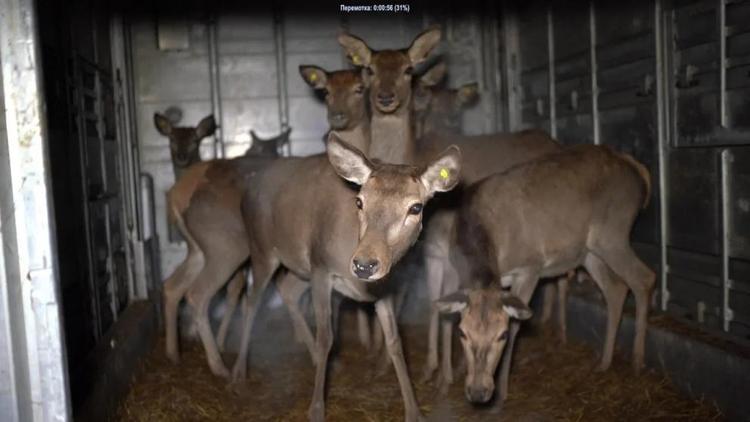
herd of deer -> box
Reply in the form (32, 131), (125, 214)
(153, 27), (655, 421)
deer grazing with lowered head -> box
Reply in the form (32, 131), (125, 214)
(232, 29), (448, 422)
(436, 145), (655, 406)
(154, 113), (217, 180)
(337, 27), (569, 392)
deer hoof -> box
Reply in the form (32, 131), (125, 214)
(231, 364), (247, 382)
(420, 365), (436, 384)
(308, 403), (325, 422)
(166, 351), (180, 365)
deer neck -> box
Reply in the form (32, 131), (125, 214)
(332, 120), (371, 154)
(369, 106), (415, 165)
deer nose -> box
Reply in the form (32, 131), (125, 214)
(352, 258), (379, 280)
(329, 112), (348, 128)
(465, 386), (493, 404)
(377, 92), (395, 107)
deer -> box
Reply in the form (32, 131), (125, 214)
(247, 127), (292, 156)
(154, 113), (217, 180)
(161, 63), (376, 377)
(161, 126), (319, 377)
(230, 29), (449, 422)
(436, 145), (655, 406)
(299, 64), (388, 352)
(336, 27), (569, 392)
(412, 61), (479, 139)
(234, 133), (460, 422)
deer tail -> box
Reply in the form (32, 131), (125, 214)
(619, 153), (651, 209)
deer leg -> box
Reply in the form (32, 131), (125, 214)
(375, 296), (423, 422)
(186, 254), (246, 378)
(276, 271), (316, 364)
(540, 283), (556, 325)
(594, 245), (656, 374)
(583, 252), (628, 371)
(308, 273), (334, 422)
(557, 274), (570, 344)
(216, 267), (246, 352)
(438, 260), (461, 389)
(374, 280), (408, 377)
(496, 270), (540, 404)
(357, 307), (372, 351)
(231, 257), (277, 381)
(163, 245), (204, 364)
(422, 253), (444, 383)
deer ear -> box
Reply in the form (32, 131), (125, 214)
(420, 145), (461, 194)
(154, 113), (173, 136)
(408, 27), (442, 66)
(299, 65), (328, 89)
(338, 33), (372, 67)
(500, 294), (533, 320)
(195, 115), (217, 138)
(457, 82), (479, 107)
(419, 60), (447, 88)
(436, 290), (469, 314)
(326, 132), (373, 185)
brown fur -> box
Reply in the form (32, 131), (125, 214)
(448, 144), (656, 405)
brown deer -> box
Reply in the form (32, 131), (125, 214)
(299, 64), (381, 351)
(437, 145), (655, 406)
(154, 113), (217, 179)
(412, 61), (479, 138)
(163, 66), (372, 376)
(162, 137), (318, 378)
(247, 127), (291, 156)
(337, 27), (569, 390)
(338, 27), (442, 164)
(233, 133), (461, 421)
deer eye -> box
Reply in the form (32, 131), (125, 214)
(355, 197), (363, 209)
(366, 67), (374, 76)
(497, 331), (508, 342)
(405, 66), (414, 75)
(321, 89), (329, 97)
(354, 85), (364, 94)
(408, 203), (423, 215)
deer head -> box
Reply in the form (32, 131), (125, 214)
(436, 288), (532, 404)
(245, 128), (290, 158)
(338, 27), (442, 114)
(414, 62), (479, 135)
(299, 66), (368, 131)
(154, 113), (216, 174)
(327, 133), (461, 281)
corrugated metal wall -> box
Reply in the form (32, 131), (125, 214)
(504, 0), (750, 340)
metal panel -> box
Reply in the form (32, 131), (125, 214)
(668, 148), (720, 255)
(670, 0), (722, 147)
(728, 147), (750, 260)
(0, 0), (71, 418)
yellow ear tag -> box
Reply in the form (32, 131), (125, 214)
(439, 168), (449, 180)
(352, 54), (361, 65)
(309, 73), (318, 82)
